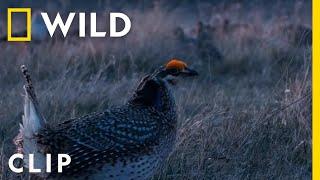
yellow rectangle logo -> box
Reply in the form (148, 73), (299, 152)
(7, 8), (31, 42)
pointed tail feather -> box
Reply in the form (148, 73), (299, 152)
(20, 65), (46, 135)
(17, 65), (47, 174)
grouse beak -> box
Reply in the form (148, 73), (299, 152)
(181, 67), (199, 76)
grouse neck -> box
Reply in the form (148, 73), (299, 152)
(128, 75), (177, 121)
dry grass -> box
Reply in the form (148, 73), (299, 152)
(0, 1), (311, 179)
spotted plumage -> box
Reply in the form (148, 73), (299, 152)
(15, 59), (198, 179)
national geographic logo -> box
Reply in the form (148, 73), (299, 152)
(3, 8), (132, 42)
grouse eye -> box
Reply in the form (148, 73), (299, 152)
(166, 68), (180, 76)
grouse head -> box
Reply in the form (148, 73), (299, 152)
(129, 59), (198, 110)
(156, 59), (198, 85)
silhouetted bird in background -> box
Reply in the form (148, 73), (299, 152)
(14, 59), (198, 179)
(171, 27), (198, 58)
(195, 21), (223, 63)
(172, 22), (223, 66)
